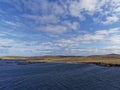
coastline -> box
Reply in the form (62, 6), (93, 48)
(1, 55), (120, 67)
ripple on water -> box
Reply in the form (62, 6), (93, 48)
(0, 61), (120, 90)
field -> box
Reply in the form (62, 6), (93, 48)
(0, 54), (120, 66)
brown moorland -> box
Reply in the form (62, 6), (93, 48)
(0, 54), (120, 67)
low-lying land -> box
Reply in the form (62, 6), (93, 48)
(0, 54), (120, 67)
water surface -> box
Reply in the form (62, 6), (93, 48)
(0, 60), (120, 90)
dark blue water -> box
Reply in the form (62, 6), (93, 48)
(0, 60), (120, 90)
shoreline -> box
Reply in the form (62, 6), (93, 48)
(1, 55), (120, 67)
(9, 60), (120, 67)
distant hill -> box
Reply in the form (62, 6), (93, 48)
(106, 54), (120, 56)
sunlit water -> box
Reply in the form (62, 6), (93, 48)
(0, 60), (120, 90)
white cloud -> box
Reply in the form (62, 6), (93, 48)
(102, 15), (119, 25)
(0, 27), (120, 56)
(36, 25), (67, 34)
(80, 0), (100, 12)
(57, 27), (120, 44)
(63, 21), (80, 30)
(114, 7), (120, 12)
(95, 28), (120, 35)
(23, 14), (60, 24)
(2, 20), (18, 26)
(23, 14), (80, 34)
(1, 0), (120, 25)
(69, 0), (107, 19)
(0, 38), (55, 56)
(1, 0), (120, 56)
(109, 35), (120, 44)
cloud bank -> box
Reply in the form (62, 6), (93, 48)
(0, 0), (120, 56)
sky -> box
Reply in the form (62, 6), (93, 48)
(0, 0), (120, 56)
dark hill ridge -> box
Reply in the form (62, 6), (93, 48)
(106, 54), (120, 56)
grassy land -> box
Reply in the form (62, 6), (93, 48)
(0, 54), (120, 66)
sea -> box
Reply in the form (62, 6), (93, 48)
(0, 60), (120, 90)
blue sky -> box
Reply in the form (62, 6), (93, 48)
(0, 0), (120, 56)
